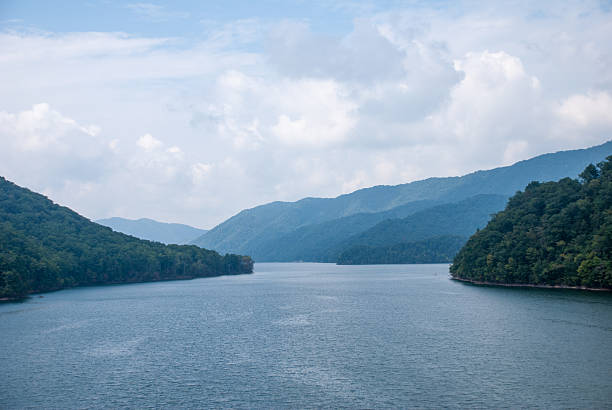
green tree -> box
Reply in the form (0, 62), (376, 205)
(450, 159), (612, 289)
(0, 176), (254, 300)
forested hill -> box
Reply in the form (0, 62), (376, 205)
(337, 235), (467, 265)
(335, 194), (508, 264)
(450, 159), (612, 289)
(96, 217), (207, 245)
(193, 141), (612, 260)
(0, 177), (253, 300)
(340, 194), (508, 250)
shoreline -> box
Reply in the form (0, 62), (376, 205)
(451, 276), (612, 292)
(0, 271), (253, 303)
(0, 297), (22, 302)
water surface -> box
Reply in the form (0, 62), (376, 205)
(1, 263), (611, 408)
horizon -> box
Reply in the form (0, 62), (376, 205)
(1, 0), (611, 227)
(45, 140), (612, 230)
(2, 125), (610, 231)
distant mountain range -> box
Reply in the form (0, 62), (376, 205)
(96, 217), (207, 245)
(192, 141), (612, 262)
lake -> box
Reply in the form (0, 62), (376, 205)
(1, 263), (611, 408)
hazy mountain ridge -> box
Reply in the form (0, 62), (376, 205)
(250, 199), (443, 262)
(342, 194), (509, 249)
(193, 141), (612, 261)
(96, 217), (207, 245)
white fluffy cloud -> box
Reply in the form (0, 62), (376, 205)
(250, 77), (356, 148)
(1, 1), (612, 227)
(137, 133), (163, 151)
(0, 104), (109, 191)
(425, 50), (544, 166)
(558, 91), (612, 129)
(0, 103), (100, 151)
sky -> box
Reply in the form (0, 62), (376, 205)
(1, 0), (611, 229)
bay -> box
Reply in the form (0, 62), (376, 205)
(1, 263), (611, 408)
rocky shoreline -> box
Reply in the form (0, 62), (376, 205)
(451, 276), (612, 292)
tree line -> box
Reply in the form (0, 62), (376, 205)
(450, 158), (612, 289)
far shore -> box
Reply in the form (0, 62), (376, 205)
(451, 276), (612, 292)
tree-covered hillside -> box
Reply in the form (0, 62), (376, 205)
(331, 194), (506, 265)
(0, 177), (253, 300)
(340, 194), (508, 249)
(337, 235), (467, 265)
(450, 159), (612, 289)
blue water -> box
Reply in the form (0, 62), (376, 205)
(1, 263), (611, 409)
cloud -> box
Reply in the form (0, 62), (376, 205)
(126, 3), (190, 22)
(191, 162), (212, 185)
(1, 1), (612, 227)
(436, 50), (542, 144)
(0, 31), (169, 64)
(0, 103), (100, 151)
(137, 133), (163, 151)
(0, 103), (110, 192)
(191, 72), (357, 149)
(167, 146), (183, 155)
(269, 79), (357, 147)
(558, 91), (612, 128)
(267, 18), (406, 83)
(202, 18), (263, 49)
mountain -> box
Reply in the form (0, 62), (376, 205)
(261, 194), (505, 263)
(336, 194), (508, 263)
(450, 159), (612, 289)
(0, 177), (252, 300)
(341, 194), (508, 248)
(337, 235), (467, 265)
(96, 217), (207, 244)
(248, 199), (442, 262)
(192, 141), (612, 261)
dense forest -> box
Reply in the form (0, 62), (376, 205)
(340, 194), (508, 250)
(0, 177), (253, 300)
(337, 235), (467, 265)
(450, 159), (612, 289)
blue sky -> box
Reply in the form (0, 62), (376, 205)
(1, 1), (371, 37)
(1, 1), (611, 228)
